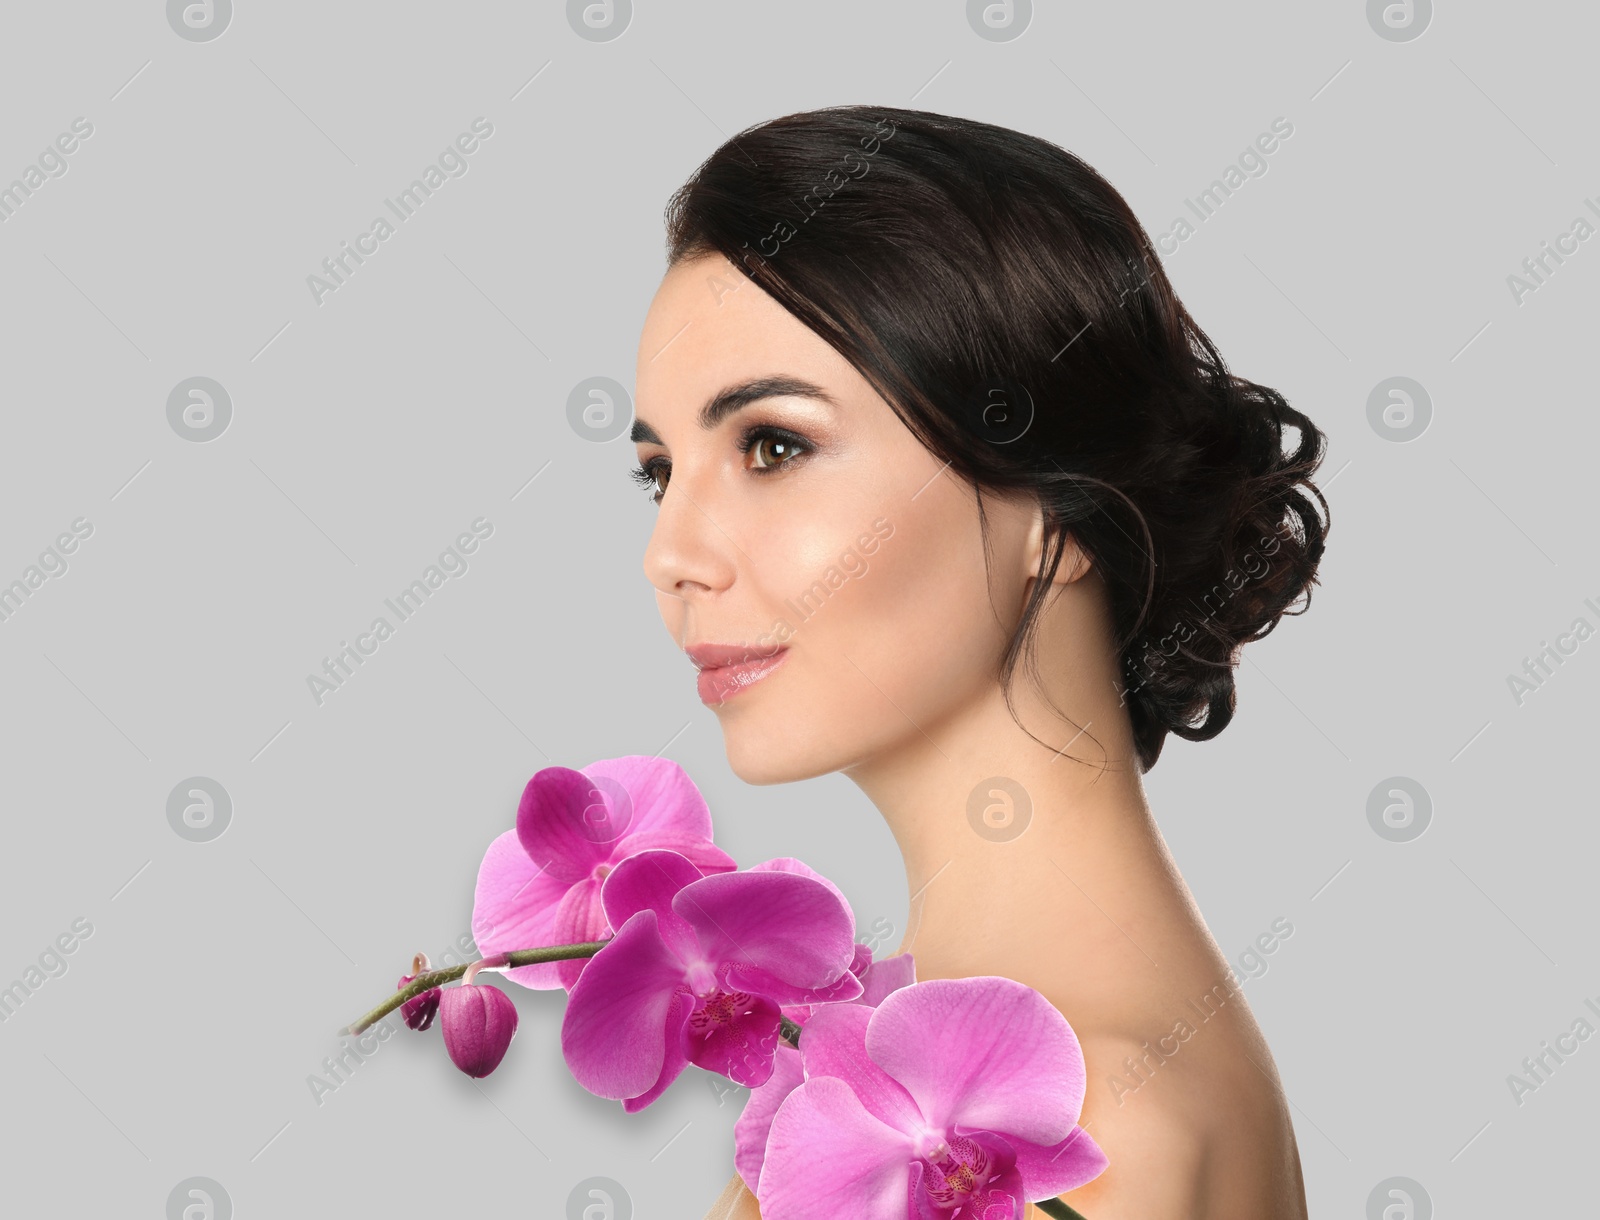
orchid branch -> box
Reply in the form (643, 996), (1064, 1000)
(340, 940), (610, 1035)
(1034, 1198), (1089, 1219)
(778, 1016), (803, 1049)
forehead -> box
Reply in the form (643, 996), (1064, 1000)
(635, 254), (855, 419)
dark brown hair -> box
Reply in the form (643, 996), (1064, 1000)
(662, 104), (1330, 773)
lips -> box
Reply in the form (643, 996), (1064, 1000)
(686, 642), (790, 705)
(685, 642), (786, 671)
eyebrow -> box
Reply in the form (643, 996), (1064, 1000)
(630, 375), (839, 445)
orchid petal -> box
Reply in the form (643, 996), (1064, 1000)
(582, 754), (716, 844)
(516, 767), (616, 883)
(673, 869), (857, 989)
(964, 1124), (1109, 1200)
(598, 849), (703, 964)
(748, 856), (853, 914)
(797, 1003), (924, 1135)
(782, 945), (911, 1025)
(724, 959), (864, 1009)
(471, 828), (578, 991)
(620, 988), (696, 1114)
(858, 952), (916, 1007)
(759, 1075), (918, 1219)
(546, 878), (609, 992)
(866, 977), (1086, 1144)
(734, 1044), (804, 1195)
(612, 830), (737, 877)
(560, 910), (688, 1100)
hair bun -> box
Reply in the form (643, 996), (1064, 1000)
(1120, 368), (1330, 751)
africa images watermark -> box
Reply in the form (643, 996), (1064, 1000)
(751, 516), (895, 653)
(1107, 916), (1293, 1105)
(705, 116), (900, 303)
(305, 517), (493, 706)
(0, 517), (94, 626)
(0, 116), (94, 224)
(1118, 518), (1297, 704)
(1505, 195), (1600, 306)
(1504, 592), (1600, 706)
(0, 916), (94, 1023)
(306, 117), (494, 305)
(1151, 117), (1294, 256)
(1506, 990), (1600, 1107)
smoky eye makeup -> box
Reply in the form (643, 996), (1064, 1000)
(736, 422), (814, 468)
(627, 419), (820, 504)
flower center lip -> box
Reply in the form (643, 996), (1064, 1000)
(919, 1133), (1000, 1207)
(692, 990), (746, 1025)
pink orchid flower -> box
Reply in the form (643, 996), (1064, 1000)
(471, 756), (737, 991)
(735, 943), (917, 1196)
(560, 848), (864, 1112)
(757, 976), (1108, 1219)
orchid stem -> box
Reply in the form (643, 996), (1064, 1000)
(778, 1017), (803, 1050)
(1033, 1199), (1089, 1219)
(340, 941), (610, 1035)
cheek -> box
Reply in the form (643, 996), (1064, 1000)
(782, 497), (1006, 723)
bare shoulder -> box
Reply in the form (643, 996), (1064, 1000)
(702, 1172), (763, 1220)
(1055, 1027), (1307, 1220)
(1053, 1068), (1207, 1220)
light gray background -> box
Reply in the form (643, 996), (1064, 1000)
(0, 1), (1592, 1216)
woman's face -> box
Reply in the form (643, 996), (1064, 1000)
(632, 253), (1040, 785)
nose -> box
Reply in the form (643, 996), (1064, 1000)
(641, 473), (738, 602)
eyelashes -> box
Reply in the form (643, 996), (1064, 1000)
(627, 461), (663, 498)
(628, 423), (815, 505)
(627, 458), (669, 505)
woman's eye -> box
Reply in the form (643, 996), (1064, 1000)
(746, 429), (810, 471)
(629, 460), (667, 502)
(630, 428), (810, 506)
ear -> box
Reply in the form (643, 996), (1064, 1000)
(1024, 503), (1093, 587)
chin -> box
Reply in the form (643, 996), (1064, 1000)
(717, 715), (841, 786)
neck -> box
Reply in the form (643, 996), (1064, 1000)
(842, 674), (1187, 1029)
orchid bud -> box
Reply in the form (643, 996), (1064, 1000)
(397, 975), (441, 1031)
(439, 982), (519, 1078)
(397, 952), (440, 1031)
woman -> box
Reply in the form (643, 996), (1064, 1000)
(627, 105), (1327, 1219)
